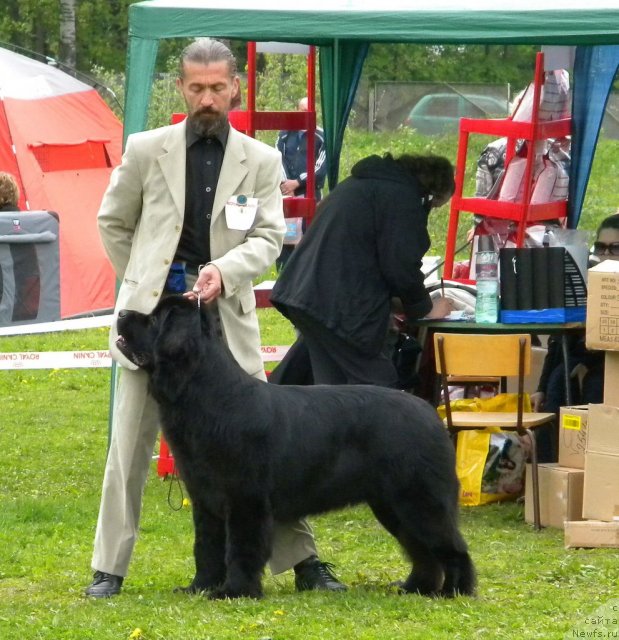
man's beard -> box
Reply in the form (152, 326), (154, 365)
(188, 108), (228, 138)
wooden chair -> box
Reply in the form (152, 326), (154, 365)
(433, 333), (556, 531)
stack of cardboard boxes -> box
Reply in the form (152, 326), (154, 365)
(524, 406), (586, 530)
(525, 260), (619, 548)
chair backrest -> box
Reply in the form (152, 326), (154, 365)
(433, 333), (531, 378)
(434, 333), (532, 432)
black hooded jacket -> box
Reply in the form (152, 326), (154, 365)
(270, 154), (433, 356)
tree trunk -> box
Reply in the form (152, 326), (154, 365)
(59, 0), (76, 68)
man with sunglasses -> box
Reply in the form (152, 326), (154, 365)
(591, 213), (619, 261)
(531, 212), (619, 461)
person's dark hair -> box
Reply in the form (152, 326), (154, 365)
(596, 212), (619, 237)
(392, 153), (455, 200)
(178, 38), (238, 78)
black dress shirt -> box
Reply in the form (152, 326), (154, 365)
(175, 122), (229, 266)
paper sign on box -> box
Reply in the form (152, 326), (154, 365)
(586, 260), (619, 351)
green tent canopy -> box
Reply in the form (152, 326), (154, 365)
(125, 0), (619, 223)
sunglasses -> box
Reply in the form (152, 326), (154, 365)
(593, 241), (619, 257)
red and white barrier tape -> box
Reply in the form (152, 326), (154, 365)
(0, 345), (290, 370)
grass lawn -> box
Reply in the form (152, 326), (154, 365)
(1, 317), (618, 640)
(1, 129), (618, 638)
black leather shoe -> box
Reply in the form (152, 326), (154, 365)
(294, 556), (347, 592)
(85, 571), (124, 598)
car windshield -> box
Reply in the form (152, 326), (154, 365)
(464, 96), (507, 116)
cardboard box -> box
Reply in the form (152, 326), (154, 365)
(604, 351), (619, 405)
(582, 452), (619, 521)
(586, 260), (619, 351)
(582, 404), (619, 521)
(586, 403), (619, 455)
(558, 405), (588, 469)
(525, 463), (584, 529)
(564, 520), (619, 548)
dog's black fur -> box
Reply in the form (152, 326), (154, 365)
(116, 295), (475, 600)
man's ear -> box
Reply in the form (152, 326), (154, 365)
(230, 75), (242, 109)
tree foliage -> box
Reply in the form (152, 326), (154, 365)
(0, 3), (540, 91)
(0, 0), (128, 70)
(0, 0), (191, 72)
(255, 53), (310, 112)
(364, 44), (540, 90)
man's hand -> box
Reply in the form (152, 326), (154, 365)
(280, 179), (300, 197)
(184, 264), (222, 304)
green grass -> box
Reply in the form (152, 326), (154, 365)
(1, 130), (618, 637)
(1, 318), (618, 640)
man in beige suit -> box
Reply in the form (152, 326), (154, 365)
(86, 38), (345, 598)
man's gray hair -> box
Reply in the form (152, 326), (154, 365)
(179, 38), (238, 77)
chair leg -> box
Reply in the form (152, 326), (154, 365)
(525, 428), (542, 531)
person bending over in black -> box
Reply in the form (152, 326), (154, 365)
(270, 152), (455, 388)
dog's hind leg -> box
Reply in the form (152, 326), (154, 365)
(209, 495), (273, 600)
(368, 500), (443, 596)
(438, 543), (476, 598)
(176, 503), (227, 594)
(395, 535), (445, 596)
(392, 499), (476, 598)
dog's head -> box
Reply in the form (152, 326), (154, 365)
(116, 295), (213, 402)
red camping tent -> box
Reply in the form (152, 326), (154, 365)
(0, 46), (120, 318)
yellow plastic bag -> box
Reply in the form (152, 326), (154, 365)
(438, 393), (531, 506)
(437, 392), (531, 419)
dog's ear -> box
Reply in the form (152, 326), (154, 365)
(150, 300), (202, 403)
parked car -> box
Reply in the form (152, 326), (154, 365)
(404, 93), (509, 135)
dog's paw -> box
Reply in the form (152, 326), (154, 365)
(208, 584), (263, 600)
(173, 582), (216, 596)
(387, 580), (406, 594)
(396, 577), (442, 597)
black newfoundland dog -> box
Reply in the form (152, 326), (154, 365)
(116, 295), (475, 600)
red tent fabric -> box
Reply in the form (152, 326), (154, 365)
(0, 47), (121, 318)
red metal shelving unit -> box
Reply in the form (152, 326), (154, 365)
(228, 42), (318, 226)
(443, 52), (571, 279)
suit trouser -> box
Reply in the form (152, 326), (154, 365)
(92, 316), (318, 578)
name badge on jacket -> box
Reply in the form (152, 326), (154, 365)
(225, 194), (258, 231)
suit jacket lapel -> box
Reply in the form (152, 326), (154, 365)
(212, 128), (249, 224)
(158, 121), (186, 220)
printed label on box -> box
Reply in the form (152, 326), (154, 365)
(559, 406), (588, 470)
(562, 414), (582, 431)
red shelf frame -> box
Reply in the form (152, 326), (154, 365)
(443, 52), (571, 279)
(227, 44), (318, 226)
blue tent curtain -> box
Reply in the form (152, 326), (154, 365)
(319, 41), (369, 188)
(569, 45), (619, 228)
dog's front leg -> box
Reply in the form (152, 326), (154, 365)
(176, 502), (226, 595)
(209, 495), (273, 600)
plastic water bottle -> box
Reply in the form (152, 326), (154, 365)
(475, 236), (499, 323)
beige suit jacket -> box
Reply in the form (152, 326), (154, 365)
(98, 121), (286, 376)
